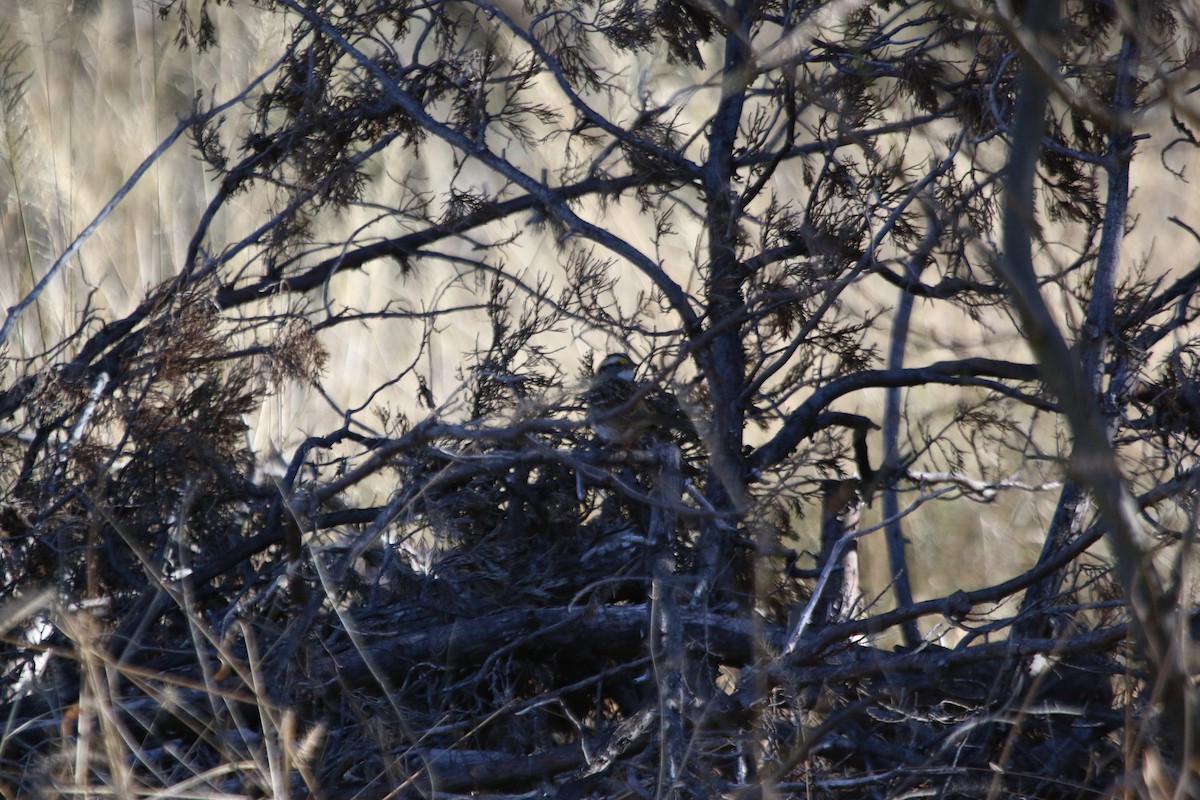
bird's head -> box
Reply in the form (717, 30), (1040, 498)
(596, 352), (637, 383)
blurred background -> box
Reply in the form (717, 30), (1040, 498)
(4, 0), (1199, 641)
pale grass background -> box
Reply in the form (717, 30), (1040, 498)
(5, 0), (1199, 638)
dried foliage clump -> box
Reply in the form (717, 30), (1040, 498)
(1, 0), (1200, 798)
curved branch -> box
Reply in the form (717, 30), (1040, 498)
(749, 358), (1041, 474)
(213, 174), (646, 308)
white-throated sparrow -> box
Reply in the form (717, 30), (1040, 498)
(584, 352), (697, 447)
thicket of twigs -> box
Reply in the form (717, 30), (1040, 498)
(2, 0), (1200, 797)
(0, 291), (1177, 797)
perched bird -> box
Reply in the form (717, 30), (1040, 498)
(584, 352), (698, 447)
